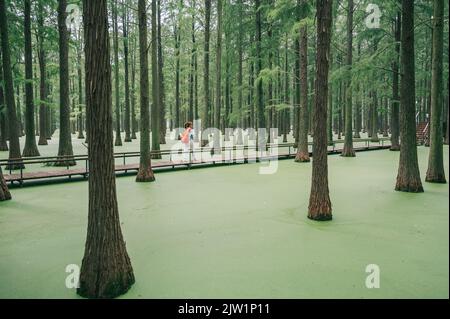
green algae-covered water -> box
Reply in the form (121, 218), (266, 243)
(0, 146), (448, 298)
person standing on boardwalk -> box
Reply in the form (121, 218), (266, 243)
(180, 122), (194, 162)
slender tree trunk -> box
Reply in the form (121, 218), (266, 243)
(426, 0), (446, 183)
(113, 0), (122, 147)
(174, 19), (181, 138)
(189, 7), (195, 122)
(390, 12), (401, 151)
(151, 0), (161, 158)
(77, 34), (85, 140)
(123, 1), (132, 143)
(295, 0), (310, 162)
(22, 0), (40, 157)
(78, 0), (135, 299)
(0, 52), (8, 151)
(131, 27), (137, 140)
(282, 35), (289, 143)
(201, 0), (211, 147)
(342, 0), (355, 157)
(136, 0), (155, 182)
(157, 0), (166, 144)
(0, 0), (23, 169)
(55, 0), (75, 166)
(395, 0), (423, 193)
(327, 60), (334, 146)
(236, 0), (244, 146)
(371, 90), (379, 142)
(255, 0), (266, 150)
(213, 0), (223, 154)
(308, 0), (333, 221)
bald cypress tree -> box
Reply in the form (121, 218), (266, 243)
(395, 0), (423, 193)
(426, 0), (446, 184)
(151, 0), (161, 159)
(0, 166), (10, 201)
(201, 0), (211, 147)
(136, 0), (155, 182)
(295, 0), (310, 162)
(0, 0), (23, 170)
(390, 11), (401, 151)
(55, 0), (75, 167)
(341, 0), (355, 157)
(22, 0), (40, 157)
(308, 0), (333, 221)
(78, 0), (135, 299)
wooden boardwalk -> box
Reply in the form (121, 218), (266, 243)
(2, 140), (391, 186)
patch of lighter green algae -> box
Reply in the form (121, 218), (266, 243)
(0, 146), (448, 299)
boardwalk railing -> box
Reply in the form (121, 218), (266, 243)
(1, 138), (391, 186)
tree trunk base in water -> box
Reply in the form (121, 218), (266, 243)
(0, 170), (11, 201)
(341, 147), (356, 157)
(136, 167), (155, 182)
(295, 151), (310, 162)
(78, 133), (85, 140)
(390, 144), (400, 151)
(395, 178), (424, 193)
(22, 146), (40, 158)
(151, 152), (162, 160)
(115, 140), (123, 147)
(38, 137), (48, 145)
(308, 202), (332, 221)
(54, 158), (76, 167)
(77, 261), (135, 299)
(0, 143), (8, 151)
(353, 132), (361, 138)
(425, 171), (447, 184)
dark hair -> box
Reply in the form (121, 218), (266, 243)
(184, 122), (193, 129)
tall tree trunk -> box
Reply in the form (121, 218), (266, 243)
(0, 51), (8, 151)
(395, 0), (423, 193)
(308, 0), (333, 221)
(189, 6), (195, 122)
(341, 0), (355, 157)
(255, 0), (265, 150)
(157, 0), (166, 144)
(113, 0), (122, 147)
(327, 54), (333, 146)
(236, 0), (244, 146)
(78, 0), (135, 299)
(0, 0), (23, 169)
(136, 0), (155, 182)
(426, 0), (446, 183)
(131, 26), (137, 140)
(0, 166), (10, 201)
(123, 1), (132, 142)
(174, 17), (181, 138)
(213, 0), (223, 154)
(77, 29), (85, 140)
(22, 0), (40, 157)
(55, 0), (75, 166)
(201, 0), (211, 147)
(390, 11), (401, 151)
(151, 0), (161, 158)
(295, 0), (310, 162)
